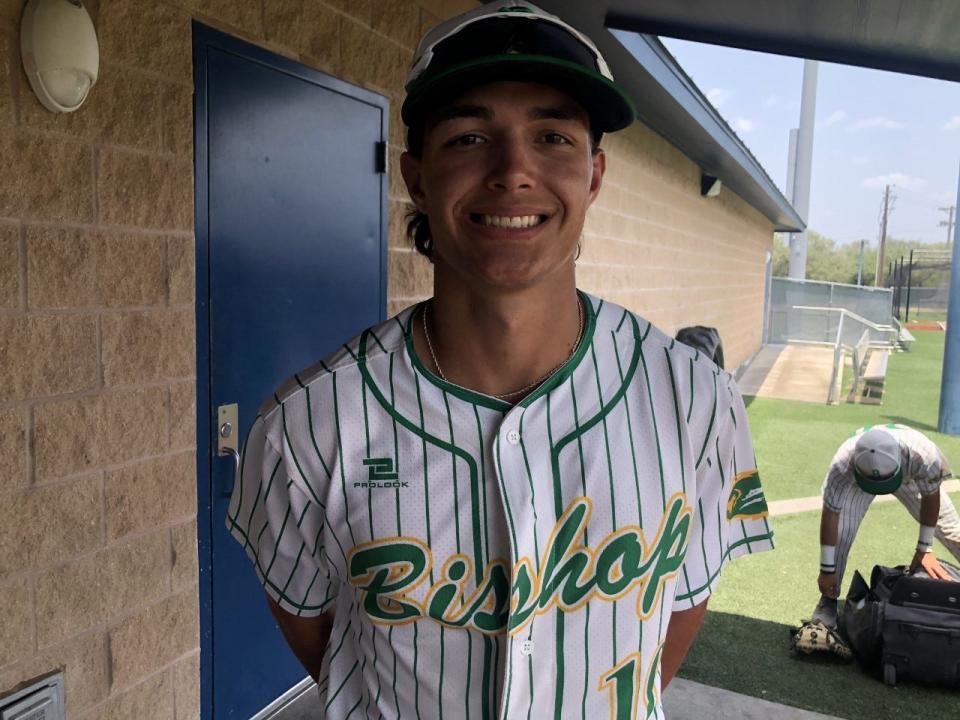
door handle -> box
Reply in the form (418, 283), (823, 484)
(218, 403), (240, 496)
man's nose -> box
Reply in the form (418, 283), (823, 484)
(486, 137), (535, 191)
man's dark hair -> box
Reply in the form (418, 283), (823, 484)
(404, 121), (601, 261)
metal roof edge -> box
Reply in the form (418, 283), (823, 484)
(607, 29), (805, 232)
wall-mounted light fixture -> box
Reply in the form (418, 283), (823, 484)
(701, 173), (722, 198)
(20, 0), (99, 113)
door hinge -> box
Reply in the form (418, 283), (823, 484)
(375, 141), (388, 174)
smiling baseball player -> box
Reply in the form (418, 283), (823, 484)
(227, 3), (773, 718)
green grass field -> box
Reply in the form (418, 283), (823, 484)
(905, 306), (947, 324)
(748, 331), (960, 502)
(679, 330), (960, 716)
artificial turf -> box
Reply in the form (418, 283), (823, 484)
(680, 495), (960, 718)
(678, 330), (960, 716)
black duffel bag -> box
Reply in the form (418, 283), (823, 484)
(842, 559), (960, 687)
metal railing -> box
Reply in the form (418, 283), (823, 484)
(787, 306), (898, 404)
(769, 278), (894, 346)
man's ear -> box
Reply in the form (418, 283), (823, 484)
(588, 148), (606, 203)
(400, 152), (426, 210)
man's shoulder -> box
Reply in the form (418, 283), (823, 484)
(588, 293), (729, 380)
(258, 305), (416, 420)
(889, 424), (935, 449)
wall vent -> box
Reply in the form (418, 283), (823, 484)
(0, 673), (64, 720)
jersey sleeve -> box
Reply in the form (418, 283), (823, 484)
(908, 444), (952, 496)
(226, 413), (336, 617)
(672, 376), (773, 611)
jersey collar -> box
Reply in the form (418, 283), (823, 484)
(404, 289), (597, 411)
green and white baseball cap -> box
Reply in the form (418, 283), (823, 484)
(853, 428), (903, 494)
(402, 1), (636, 135)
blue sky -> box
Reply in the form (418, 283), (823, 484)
(661, 38), (960, 246)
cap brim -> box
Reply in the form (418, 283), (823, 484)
(853, 465), (903, 495)
(402, 54), (636, 134)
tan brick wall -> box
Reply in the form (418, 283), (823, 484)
(0, 0), (769, 717)
(580, 126), (773, 370)
(0, 0), (472, 718)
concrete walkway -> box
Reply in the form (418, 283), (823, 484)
(768, 479), (960, 517)
(738, 344), (836, 404)
(663, 678), (841, 719)
(274, 678), (844, 719)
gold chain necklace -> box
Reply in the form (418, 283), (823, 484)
(422, 296), (585, 400)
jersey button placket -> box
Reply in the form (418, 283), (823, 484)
(495, 410), (531, 720)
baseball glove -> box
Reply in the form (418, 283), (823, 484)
(790, 620), (853, 660)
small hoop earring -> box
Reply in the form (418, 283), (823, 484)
(574, 242), (582, 261)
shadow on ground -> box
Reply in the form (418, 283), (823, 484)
(680, 610), (958, 719)
(879, 415), (940, 433)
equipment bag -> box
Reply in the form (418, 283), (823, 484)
(842, 559), (960, 687)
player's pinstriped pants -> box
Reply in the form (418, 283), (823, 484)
(833, 479), (960, 587)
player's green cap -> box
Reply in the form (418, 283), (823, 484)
(402, 1), (636, 135)
(852, 428), (903, 494)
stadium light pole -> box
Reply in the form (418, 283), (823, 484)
(788, 60), (818, 280)
(937, 162), (960, 434)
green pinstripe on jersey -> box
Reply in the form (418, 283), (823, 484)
(227, 292), (773, 720)
(590, 340), (619, 663)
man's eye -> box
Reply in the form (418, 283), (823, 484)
(542, 133), (572, 145)
(449, 134), (485, 146)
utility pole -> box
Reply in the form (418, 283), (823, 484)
(856, 238), (865, 285)
(940, 205), (956, 247)
(875, 184), (893, 287)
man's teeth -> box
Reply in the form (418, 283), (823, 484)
(479, 215), (544, 228)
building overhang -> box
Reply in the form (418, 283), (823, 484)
(535, 0), (805, 232)
(534, 0), (960, 233)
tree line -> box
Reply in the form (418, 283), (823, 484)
(772, 232), (951, 287)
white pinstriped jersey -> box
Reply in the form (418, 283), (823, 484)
(228, 292), (773, 720)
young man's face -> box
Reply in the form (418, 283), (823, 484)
(401, 81), (605, 291)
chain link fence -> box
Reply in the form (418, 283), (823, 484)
(768, 277), (894, 345)
(889, 249), (951, 323)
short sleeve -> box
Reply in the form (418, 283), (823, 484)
(909, 441), (951, 496)
(672, 377), (773, 611)
(226, 414), (336, 617)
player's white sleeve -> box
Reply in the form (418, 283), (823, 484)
(909, 444), (952, 496)
(226, 414), (336, 617)
(672, 379), (773, 611)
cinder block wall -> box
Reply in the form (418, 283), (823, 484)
(0, 1), (471, 718)
(0, 0), (769, 718)
(580, 128), (772, 369)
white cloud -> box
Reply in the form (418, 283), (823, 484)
(861, 173), (927, 191)
(733, 116), (756, 133)
(763, 94), (780, 108)
(944, 116), (960, 131)
(824, 110), (847, 127)
(706, 87), (731, 108)
(850, 116), (905, 131)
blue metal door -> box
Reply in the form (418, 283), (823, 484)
(193, 24), (387, 719)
